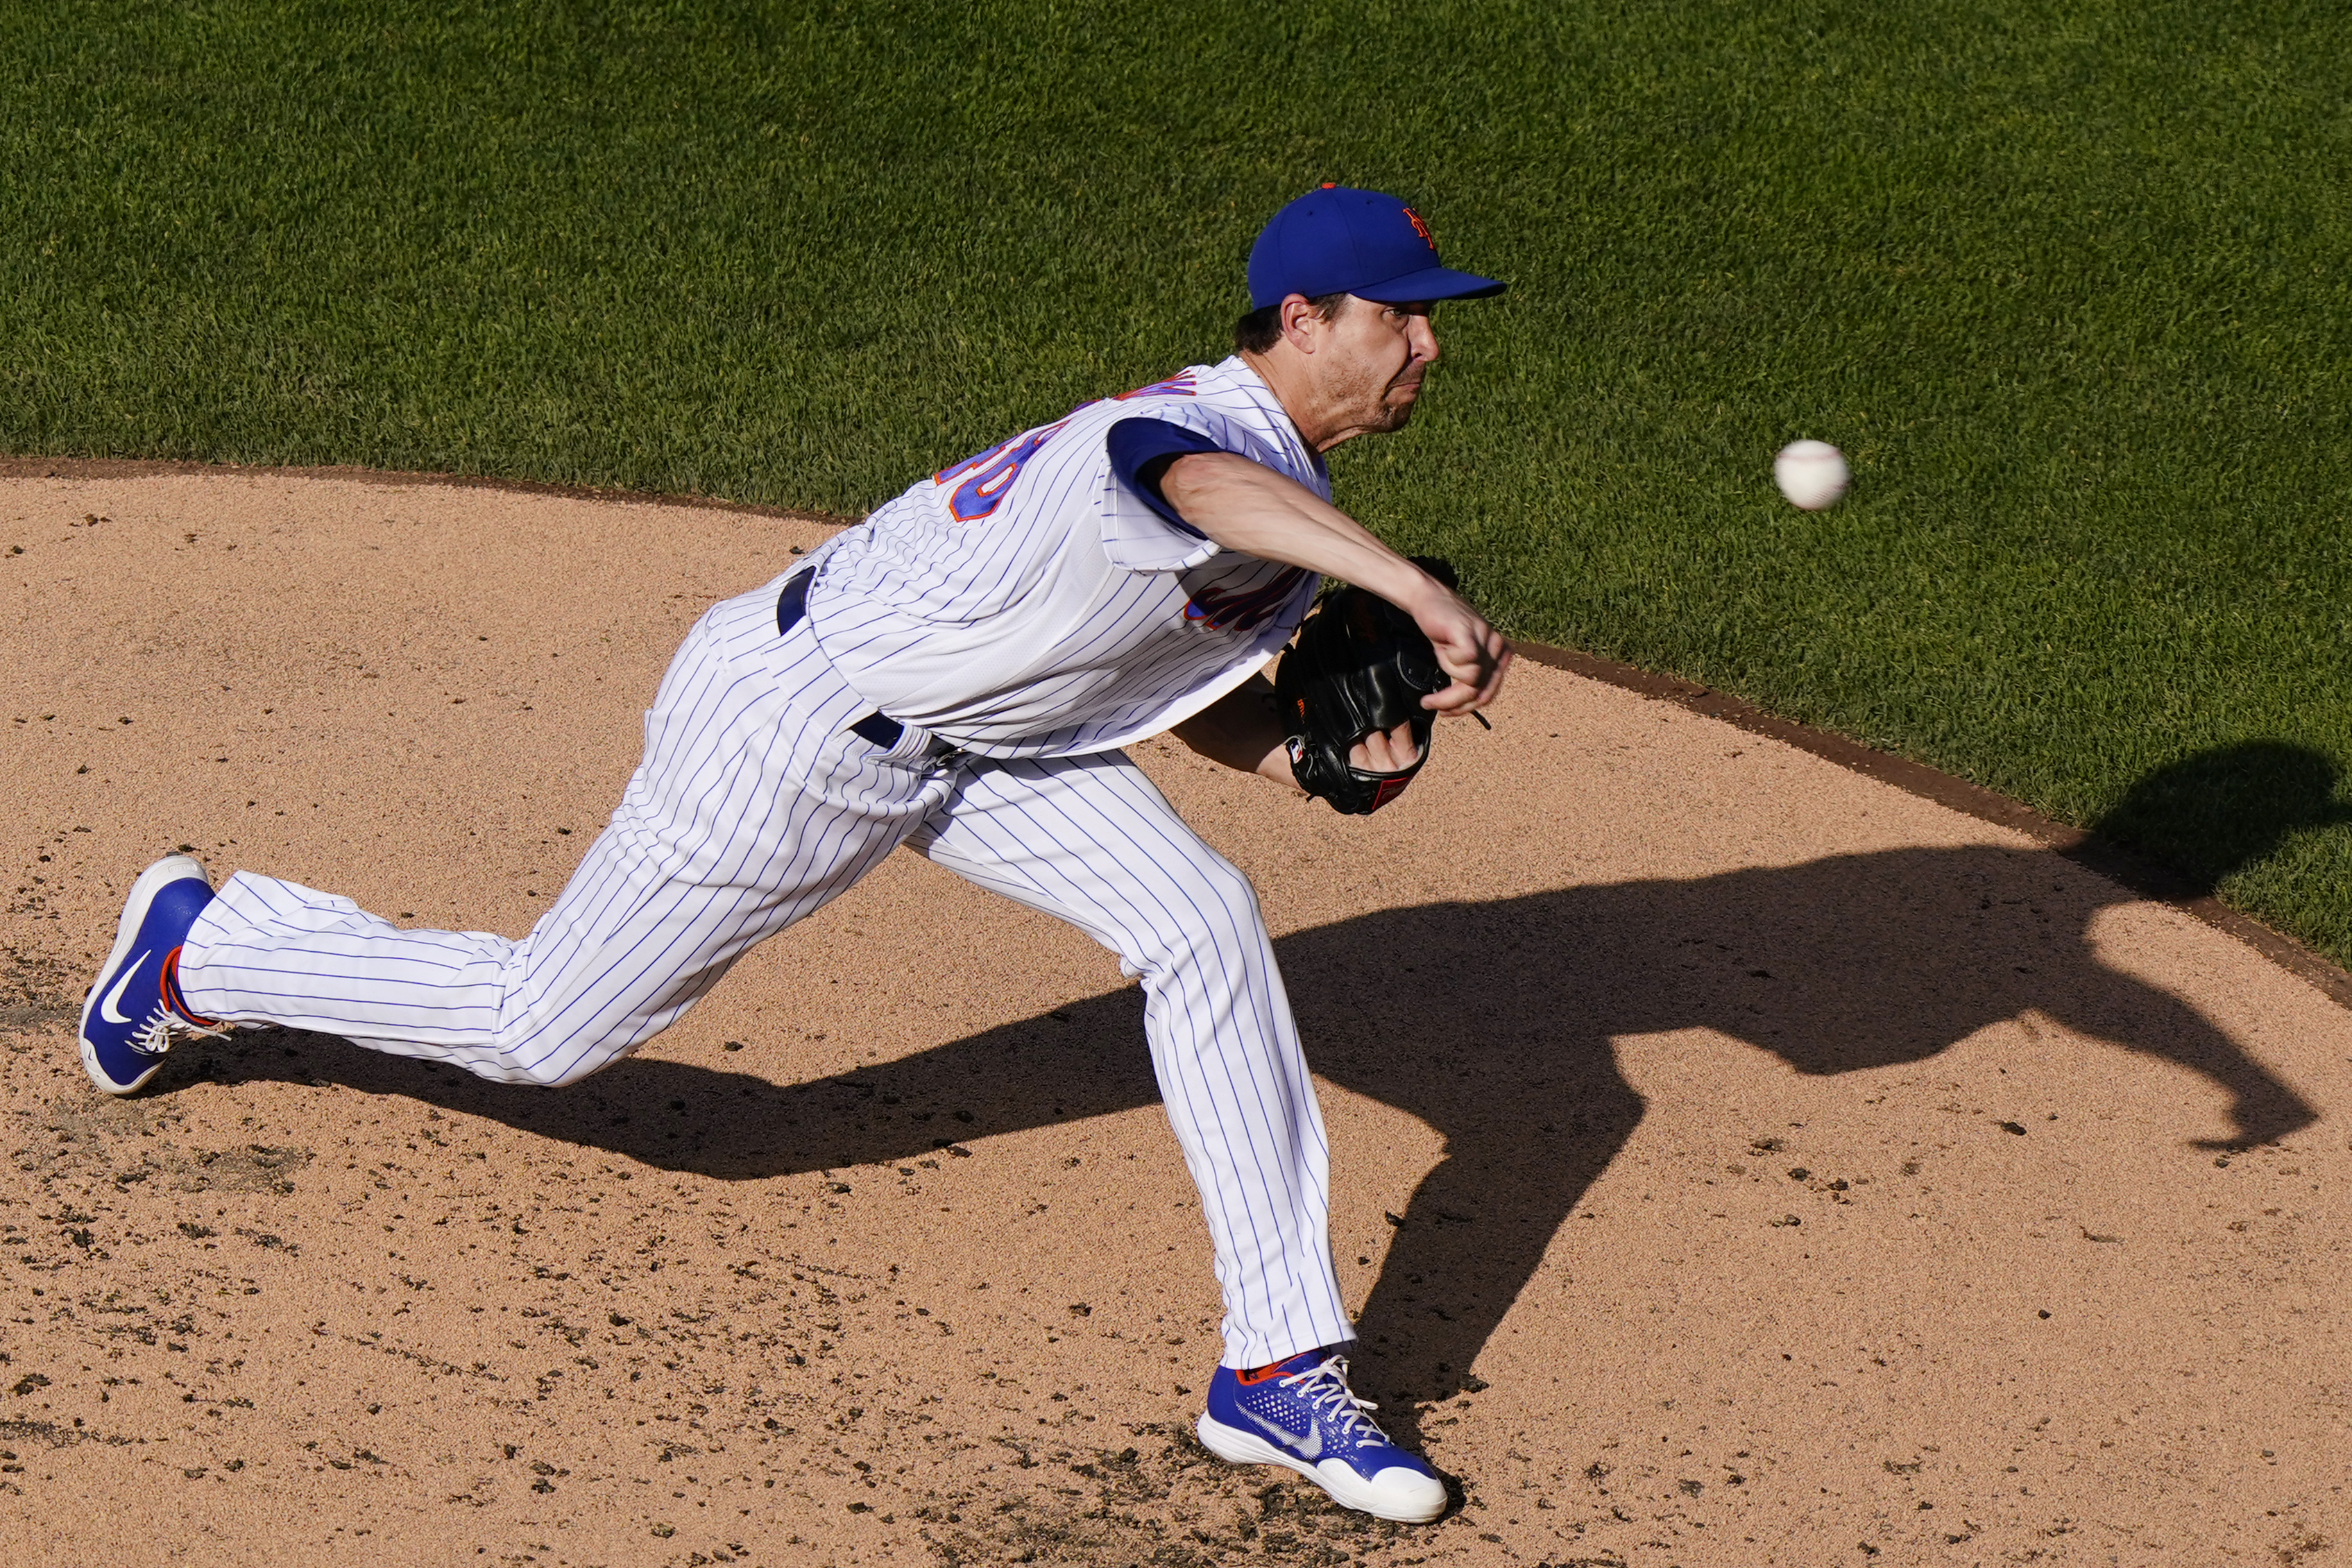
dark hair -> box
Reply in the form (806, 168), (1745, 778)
(1232, 291), (1350, 354)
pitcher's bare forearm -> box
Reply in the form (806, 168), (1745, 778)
(1158, 452), (1512, 711)
(1170, 675), (1426, 786)
(1161, 453), (1429, 608)
(1172, 677), (1295, 786)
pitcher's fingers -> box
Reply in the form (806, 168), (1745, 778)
(1424, 632), (1509, 708)
(1422, 679), (1481, 714)
(1424, 649), (1510, 713)
(1382, 718), (1423, 768)
(1349, 720), (1422, 772)
(1477, 645), (1515, 703)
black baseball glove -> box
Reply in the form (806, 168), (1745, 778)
(1274, 558), (1459, 815)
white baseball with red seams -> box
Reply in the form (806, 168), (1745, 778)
(1774, 438), (1850, 511)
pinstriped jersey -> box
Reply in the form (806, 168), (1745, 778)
(803, 355), (1325, 758)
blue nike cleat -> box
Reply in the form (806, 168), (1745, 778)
(79, 855), (230, 1096)
(1197, 1347), (1448, 1522)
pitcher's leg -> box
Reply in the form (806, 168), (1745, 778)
(175, 582), (950, 1086)
(910, 751), (1351, 1367)
(180, 769), (912, 1084)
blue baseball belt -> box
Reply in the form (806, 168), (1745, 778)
(777, 571), (964, 761)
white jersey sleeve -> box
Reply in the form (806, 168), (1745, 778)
(802, 357), (1327, 758)
(1094, 382), (1262, 572)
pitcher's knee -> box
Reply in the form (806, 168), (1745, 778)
(1130, 860), (1273, 978)
(485, 1018), (650, 1088)
(522, 1051), (611, 1089)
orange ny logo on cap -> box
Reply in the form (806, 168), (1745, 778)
(1401, 205), (1434, 246)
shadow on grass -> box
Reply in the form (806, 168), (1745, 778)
(2086, 738), (2352, 896)
(172, 742), (2333, 1420)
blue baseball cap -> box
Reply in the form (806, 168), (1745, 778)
(1247, 185), (1506, 310)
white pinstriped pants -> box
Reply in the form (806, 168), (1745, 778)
(177, 571), (1352, 1367)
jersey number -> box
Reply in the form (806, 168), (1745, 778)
(934, 421), (1067, 522)
(1112, 373), (1197, 402)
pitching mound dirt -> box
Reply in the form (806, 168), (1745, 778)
(2, 474), (2345, 1566)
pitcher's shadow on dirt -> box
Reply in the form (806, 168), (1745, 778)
(185, 742), (2336, 1417)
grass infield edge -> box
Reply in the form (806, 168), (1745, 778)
(12, 453), (2346, 1019)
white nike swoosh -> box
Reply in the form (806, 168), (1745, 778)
(1238, 1405), (1321, 1460)
(100, 951), (150, 1025)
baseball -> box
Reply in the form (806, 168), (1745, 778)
(1773, 438), (1849, 511)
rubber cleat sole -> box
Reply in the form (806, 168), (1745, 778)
(1196, 1410), (1447, 1524)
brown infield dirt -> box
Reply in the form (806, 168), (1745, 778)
(2, 470), (2347, 1567)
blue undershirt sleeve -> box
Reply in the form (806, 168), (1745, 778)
(1106, 417), (1229, 539)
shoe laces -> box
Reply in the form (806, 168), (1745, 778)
(128, 1007), (233, 1058)
(1277, 1354), (1392, 1449)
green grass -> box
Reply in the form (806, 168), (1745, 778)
(6, 1), (2352, 962)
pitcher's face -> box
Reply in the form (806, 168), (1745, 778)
(1313, 297), (1440, 436)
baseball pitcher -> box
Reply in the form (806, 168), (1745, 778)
(78, 186), (1510, 1522)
